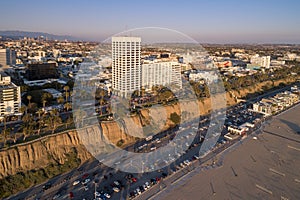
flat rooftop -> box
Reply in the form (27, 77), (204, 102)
(159, 104), (300, 200)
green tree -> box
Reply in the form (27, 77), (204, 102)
(170, 112), (181, 125)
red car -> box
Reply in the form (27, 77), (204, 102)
(82, 173), (89, 179)
(69, 192), (74, 198)
(132, 177), (137, 183)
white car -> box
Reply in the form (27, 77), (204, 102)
(145, 182), (150, 189)
(113, 181), (120, 186)
(82, 178), (90, 185)
(113, 187), (120, 193)
(95, 191), (101, 197)
(104, 193), (111, 199)
(150, 147), (156, 151)
(136, 188), (141, 195)
(73, 180), (80, 186)
(183, 160), (191, 166)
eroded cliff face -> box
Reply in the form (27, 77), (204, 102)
(0, 121), (137, 179)
(0, 93), (232, 179)
(0, 78), (294, 178)
(0, 131), (89, 178)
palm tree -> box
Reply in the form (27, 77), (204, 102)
(3, 115), (7, 133)
(64, 85), (70, 102)
(20, 105), (28, 115)
(37, 115), (45, 135)
(27, 95), (32, 105)
(57, 96), (64, 104)
(21, 114), (35, 141)
(64, 102), (72, 112)
(11, 132), (18, 144)
(65, 116), (74, 129)
(47, 109), (62, 133)
(42, 92), (52, 105)
(36, 109), (44, 119)
(2, 127), (10, 145)
(22, 126), (33, 141)
(42, 100), (47, 110)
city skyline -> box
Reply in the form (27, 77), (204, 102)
(0, 0), (300, 43)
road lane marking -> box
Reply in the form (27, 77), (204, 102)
(287, 145), (300, 152)
(255, 184), (273, 195)
(269, 168), (285, 177)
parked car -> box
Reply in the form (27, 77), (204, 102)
(113, 187), (120, 193)
(73, 180), (80, 186)
(136, 188), (141, 195)
(82, 178), (90, 185)
(104, 193), (111, 199)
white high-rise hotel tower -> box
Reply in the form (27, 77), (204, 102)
(112, 37), (141, 97)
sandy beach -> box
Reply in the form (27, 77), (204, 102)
(159, 104), (300, 200)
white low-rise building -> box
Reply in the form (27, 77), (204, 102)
(250, 54), (270, 68)
(142, 61), (182, 90)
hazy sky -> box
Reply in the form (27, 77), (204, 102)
(1, 0), (300, 43)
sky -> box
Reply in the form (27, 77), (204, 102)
(0, 0), (300, 43)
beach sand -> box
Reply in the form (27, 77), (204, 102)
(160, 104), (300, 200)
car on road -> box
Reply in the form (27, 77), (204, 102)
(129, 191), (136, 198)
(82, 178), (90, 185)
(150, 146), (156, 151)
(150, 178), (157, 185)
(113, 187), (120, 193)
(145, 181), (150, 189)
(113, 180), (120, 186)
(42, 183), (52, 190)
(69, 192), (74, 198)
(104, 193), (111, 199)
(139, 185), (145, 192)
(73, 180), (80, 186)
(131, 177), (137, 183)
(95, 191), (101, 197)
(162, 172), (168, 178)
(136, 188), (141, 195)
(82, 173), (89, 179)
(183, 160), (191, 166)
(146, 136), (153, 141)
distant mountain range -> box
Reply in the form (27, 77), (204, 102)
(0, 30), (79, 41)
